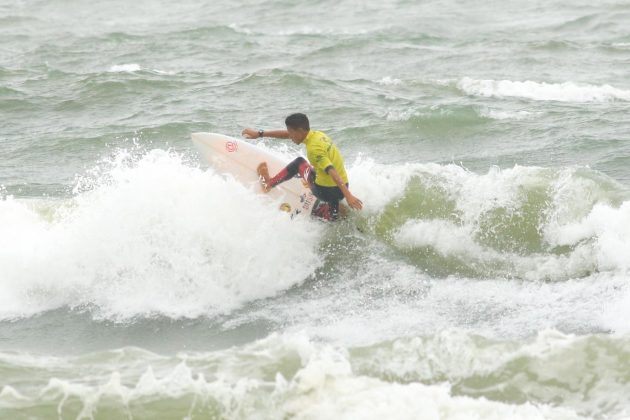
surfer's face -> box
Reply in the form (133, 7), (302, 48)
(287, 127), (308, 144)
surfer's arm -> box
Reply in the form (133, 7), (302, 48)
(326, 166), (363, 211)
(241, 128), (289, 139)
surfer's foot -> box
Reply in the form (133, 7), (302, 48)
(257, 162), (272, 193)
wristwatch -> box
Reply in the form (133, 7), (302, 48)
(258, 129), (264, 138)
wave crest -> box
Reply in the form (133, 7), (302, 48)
(350, 160), (630, 280)
(0, 149), (322, 321)
(458, 77), (630, 102)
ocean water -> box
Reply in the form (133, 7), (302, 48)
(2, 0), (630, 418)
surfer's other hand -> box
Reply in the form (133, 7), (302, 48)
(346, 194), (363, 211)
(242, 128), (259, 139)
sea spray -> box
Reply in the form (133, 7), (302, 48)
(0, 149), (322, 321)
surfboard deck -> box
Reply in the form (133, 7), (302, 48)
(191, 132), (332, 220)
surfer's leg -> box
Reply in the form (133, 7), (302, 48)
(338, 203), (349, 218)
(329, 200), (340, 220)
(265, 157), (312, 189)
(310, 183), (346, 221)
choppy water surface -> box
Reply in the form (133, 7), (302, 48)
(2, 0), (630, 418)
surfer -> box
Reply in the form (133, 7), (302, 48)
(242, 113), (363, 220)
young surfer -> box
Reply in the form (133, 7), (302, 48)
(242, 113), (363, 219)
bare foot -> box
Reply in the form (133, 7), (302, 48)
(257, 162), (271, 193)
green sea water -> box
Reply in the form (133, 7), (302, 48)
(2, 0), (630, 418)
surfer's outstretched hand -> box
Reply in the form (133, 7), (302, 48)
(242, 128), (259, 139)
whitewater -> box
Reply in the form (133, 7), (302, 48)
(2, 0), (630, 418)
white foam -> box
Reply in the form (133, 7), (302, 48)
(347, 157), (423, 213)
(384, 108), (419, 121)
(226, 24), (368, 37)
(395, 219), (483, 257)
(353, 329), (578, 383)
(377, 76), (402, 86)
(152, 68), (176, 75)
(274, 27), (369, 36)
(546, 201), (630, 272)
(543, 169), (630, 273)
(106, 64), (175, 75)
(602, 287), (630, 334)
(107, 63), (141, 73)
(349, 328), (630, 418)
(0, 333), (584, 419)
(0, 385), (27, 402)
(458, 77), (630, 102)
(0, 149), (322, 321)
(281, 350), (579, 420)
(478, 108), (533, 120)
(227, 23), (252, 35)
(349, 161), (630, 281)
(3, 155), (630, 323)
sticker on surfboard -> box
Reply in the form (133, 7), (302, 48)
(225, 141), (238, 152)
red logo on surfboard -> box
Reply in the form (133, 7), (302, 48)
(225, 141), (238, 152)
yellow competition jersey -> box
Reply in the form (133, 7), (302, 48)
(303, 130), (349, 187)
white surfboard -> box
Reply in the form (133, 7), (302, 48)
(191, 132), (328, 219)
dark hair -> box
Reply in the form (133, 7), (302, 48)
(285, 113), (310, 131)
